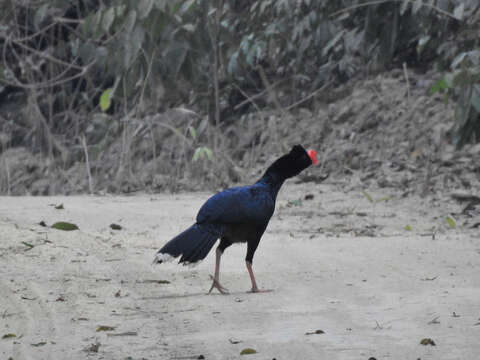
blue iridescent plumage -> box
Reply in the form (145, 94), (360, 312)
(154, 144), (314, 293)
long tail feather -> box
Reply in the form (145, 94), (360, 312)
(153, 223), (223, 265)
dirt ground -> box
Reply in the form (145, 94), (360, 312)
(1, 183), (479, 360)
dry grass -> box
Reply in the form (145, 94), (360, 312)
(2, 70), (480, 196)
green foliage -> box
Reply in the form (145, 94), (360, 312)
(0, 0), (213, 157)
(192, 146), (213, 162)
(430, 50), (480, 148)
(362, 191), (390, 204)
(226, 0), (479, 95)
(362, 190), (374, 203)
(430, 78), (450, 96)
(22, 241), (34, 249)
(100, 89), (113, 112)
(446, 215), (456, 228)
(448, 51), (480, 148)
(227, 0), (348, 89)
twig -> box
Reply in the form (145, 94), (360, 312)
(2, 42), (93, 89)
(53, 16), (84, 24)
(1, 32), (94, 90)
(257, 65), (284, 112)
(257, 65), (285, 153)
(232, 84), (263, 113)
(233, 79), (287, 111)
(81, 134), (94, 195)
(0, 22), (57, 43)
(207, 0), (224, 154)
(403, 62), (410, 103)
(107, 331), (138, 337)
(5, 35), (87, 70)
(374, 320), (383, 330)
(285, 81), (333, 111)
(5, 158), (10, 195)
(153, 119), (192, 146)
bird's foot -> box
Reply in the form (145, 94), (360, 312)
(247, 287), (273, 293)
(208, 275), (229, 294)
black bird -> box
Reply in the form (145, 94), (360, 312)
(153, 145), (318, 293)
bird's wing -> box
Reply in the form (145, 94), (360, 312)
(196, 185), (274, 225)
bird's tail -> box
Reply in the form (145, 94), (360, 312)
(153, 223), (223, 265)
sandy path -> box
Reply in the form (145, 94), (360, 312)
(0, 183), (479, 359)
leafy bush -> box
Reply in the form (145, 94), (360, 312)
(432, 50), (480, 148)
(1, 0), (479, 194)
(225, 0), (480, 146)
(0, 0), (212, 153)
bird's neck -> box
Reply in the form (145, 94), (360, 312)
(257, 171), (286, 199)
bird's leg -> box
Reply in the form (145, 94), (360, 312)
(208, 247), (229, 294)
(246, 261), (272, 293)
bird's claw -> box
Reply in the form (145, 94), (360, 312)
(208, 275), (229, 294)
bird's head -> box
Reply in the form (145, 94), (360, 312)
(268, 144), (318, 179)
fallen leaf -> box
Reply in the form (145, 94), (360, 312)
(446, 216), (456, 229)
(286, 199), (302, 207)
(135, 279), (170, 284)
(51, 222), (79, 231)
(305, 329), (325, 335)
(240, 348), (257, 355)
(421, 276), (438, 281)
(420, 338), (436, 346)
(362, 190), (374, 203)
(84, 342), (100, 353)
(31, 341), (47, 347)
(22, 241), (34, 249)
(2, 333), (16, 339)
(110, 223), (122, 230)
(96, 325), (115, 332)
(54, 204), (64, 210)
